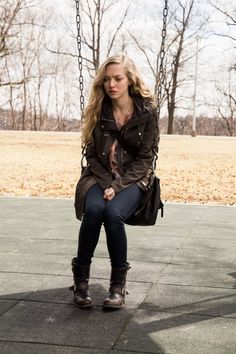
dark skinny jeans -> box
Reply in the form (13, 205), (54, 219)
(77, 183), (143, 268)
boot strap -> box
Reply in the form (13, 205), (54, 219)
(69, 282), (89, 293)
(109, 286), (128, 296)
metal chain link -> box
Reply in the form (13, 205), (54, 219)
(156, 0), (168, 120)
(75, 0), (85, 120)
(75, 0), (86, 170)
(153, 0), (168, 171)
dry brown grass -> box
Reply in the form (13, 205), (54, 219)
(0, 131), (235, 205)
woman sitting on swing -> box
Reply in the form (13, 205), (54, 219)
(72, 53), (159, 310)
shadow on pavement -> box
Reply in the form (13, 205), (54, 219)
(0, 284), (166, 354)
(228, 272), (236, 289)
(1, 281), (236, 353)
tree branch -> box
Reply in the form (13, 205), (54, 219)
(107, 5), (129, 57)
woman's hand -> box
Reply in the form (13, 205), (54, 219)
(104, 187), (115, 201)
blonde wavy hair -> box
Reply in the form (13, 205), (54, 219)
(82, 54), (155, 145)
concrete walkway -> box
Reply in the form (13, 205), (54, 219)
(0, 197), (235, 354)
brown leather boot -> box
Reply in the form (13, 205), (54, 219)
(103, 264), (130, 310)
(71, 257), (92, 308)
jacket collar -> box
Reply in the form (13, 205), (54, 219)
(100, 95), (151, 131)
(100, 98), (117, 131)
(133, 94), (151, 114)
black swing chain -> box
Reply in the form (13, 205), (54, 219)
(75, 0), (85, 116)
(157, 0), (168, 119)
(153, 0), (168, 171)
(75, 0), (86, 169)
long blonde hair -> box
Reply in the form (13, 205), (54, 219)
(82, 54), (155, 145)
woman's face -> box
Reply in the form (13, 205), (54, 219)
(103, 63), (130, 101)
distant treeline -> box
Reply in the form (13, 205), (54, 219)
(0, 108), (235, 136)
(160, 115), (236, 136)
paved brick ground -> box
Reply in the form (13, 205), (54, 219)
(0, 197), (235, 353)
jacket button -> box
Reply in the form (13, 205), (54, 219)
(124, 150), (127, 154)
(101, 125), (104, 128)
(102, 152), (106, 156)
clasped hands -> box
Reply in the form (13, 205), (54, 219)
(103, 187), (115, 201)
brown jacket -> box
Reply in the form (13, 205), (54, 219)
(74, 95), (159, 220)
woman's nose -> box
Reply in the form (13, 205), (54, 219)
(109, 79), (115, 87)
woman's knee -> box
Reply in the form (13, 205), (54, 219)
(84, 184), (105, 218)
(84, 201), (104, 218)
(103, 204), (124, 224)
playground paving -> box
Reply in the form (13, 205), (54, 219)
(0, 196), (235, 354)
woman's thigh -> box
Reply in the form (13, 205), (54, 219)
(105, 184), (143, 221)
(84, 183), (106, 215)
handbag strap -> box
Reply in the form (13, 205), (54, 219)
(81, 143), (87, 172)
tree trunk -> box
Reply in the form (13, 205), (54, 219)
(167, 106), (174, 134)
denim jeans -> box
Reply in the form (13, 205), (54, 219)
(77, 183), (143, 268)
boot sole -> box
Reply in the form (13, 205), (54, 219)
(75, 303), (93, 309)
(103, 303), (124, 310)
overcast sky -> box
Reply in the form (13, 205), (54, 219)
(41, 0), (235, 116)
(43, 0), (235, 71)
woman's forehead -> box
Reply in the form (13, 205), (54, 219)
(105, 63), (126, 76)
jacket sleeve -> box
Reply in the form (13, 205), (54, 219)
(86, 139), (113, 190)
(111, 110), (159, 194)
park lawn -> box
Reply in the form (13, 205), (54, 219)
(0, 131), (235, 205)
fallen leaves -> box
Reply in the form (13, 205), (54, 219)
(0, 131), (235, 205)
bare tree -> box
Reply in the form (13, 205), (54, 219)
(209, 1), (236, 136)
(0, 1), (40, 79)
(30, 14), (55, 131)
(0, 0), (35, 129)
(210, 1), (236, 79)
(18, 15), (38, 130)
(215, 67), (236, 136)
(1, 0), (59, 130)
(0, 0), (29, 90)
(47, 1), (130, 77)
(210, 1), (236, 42)
(0, 0), (23, 60)
(164, 0), (199, 134)
(73, 0), (130, 76)
(127, 0), (207, 134)
(127, 29), (165, 99)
